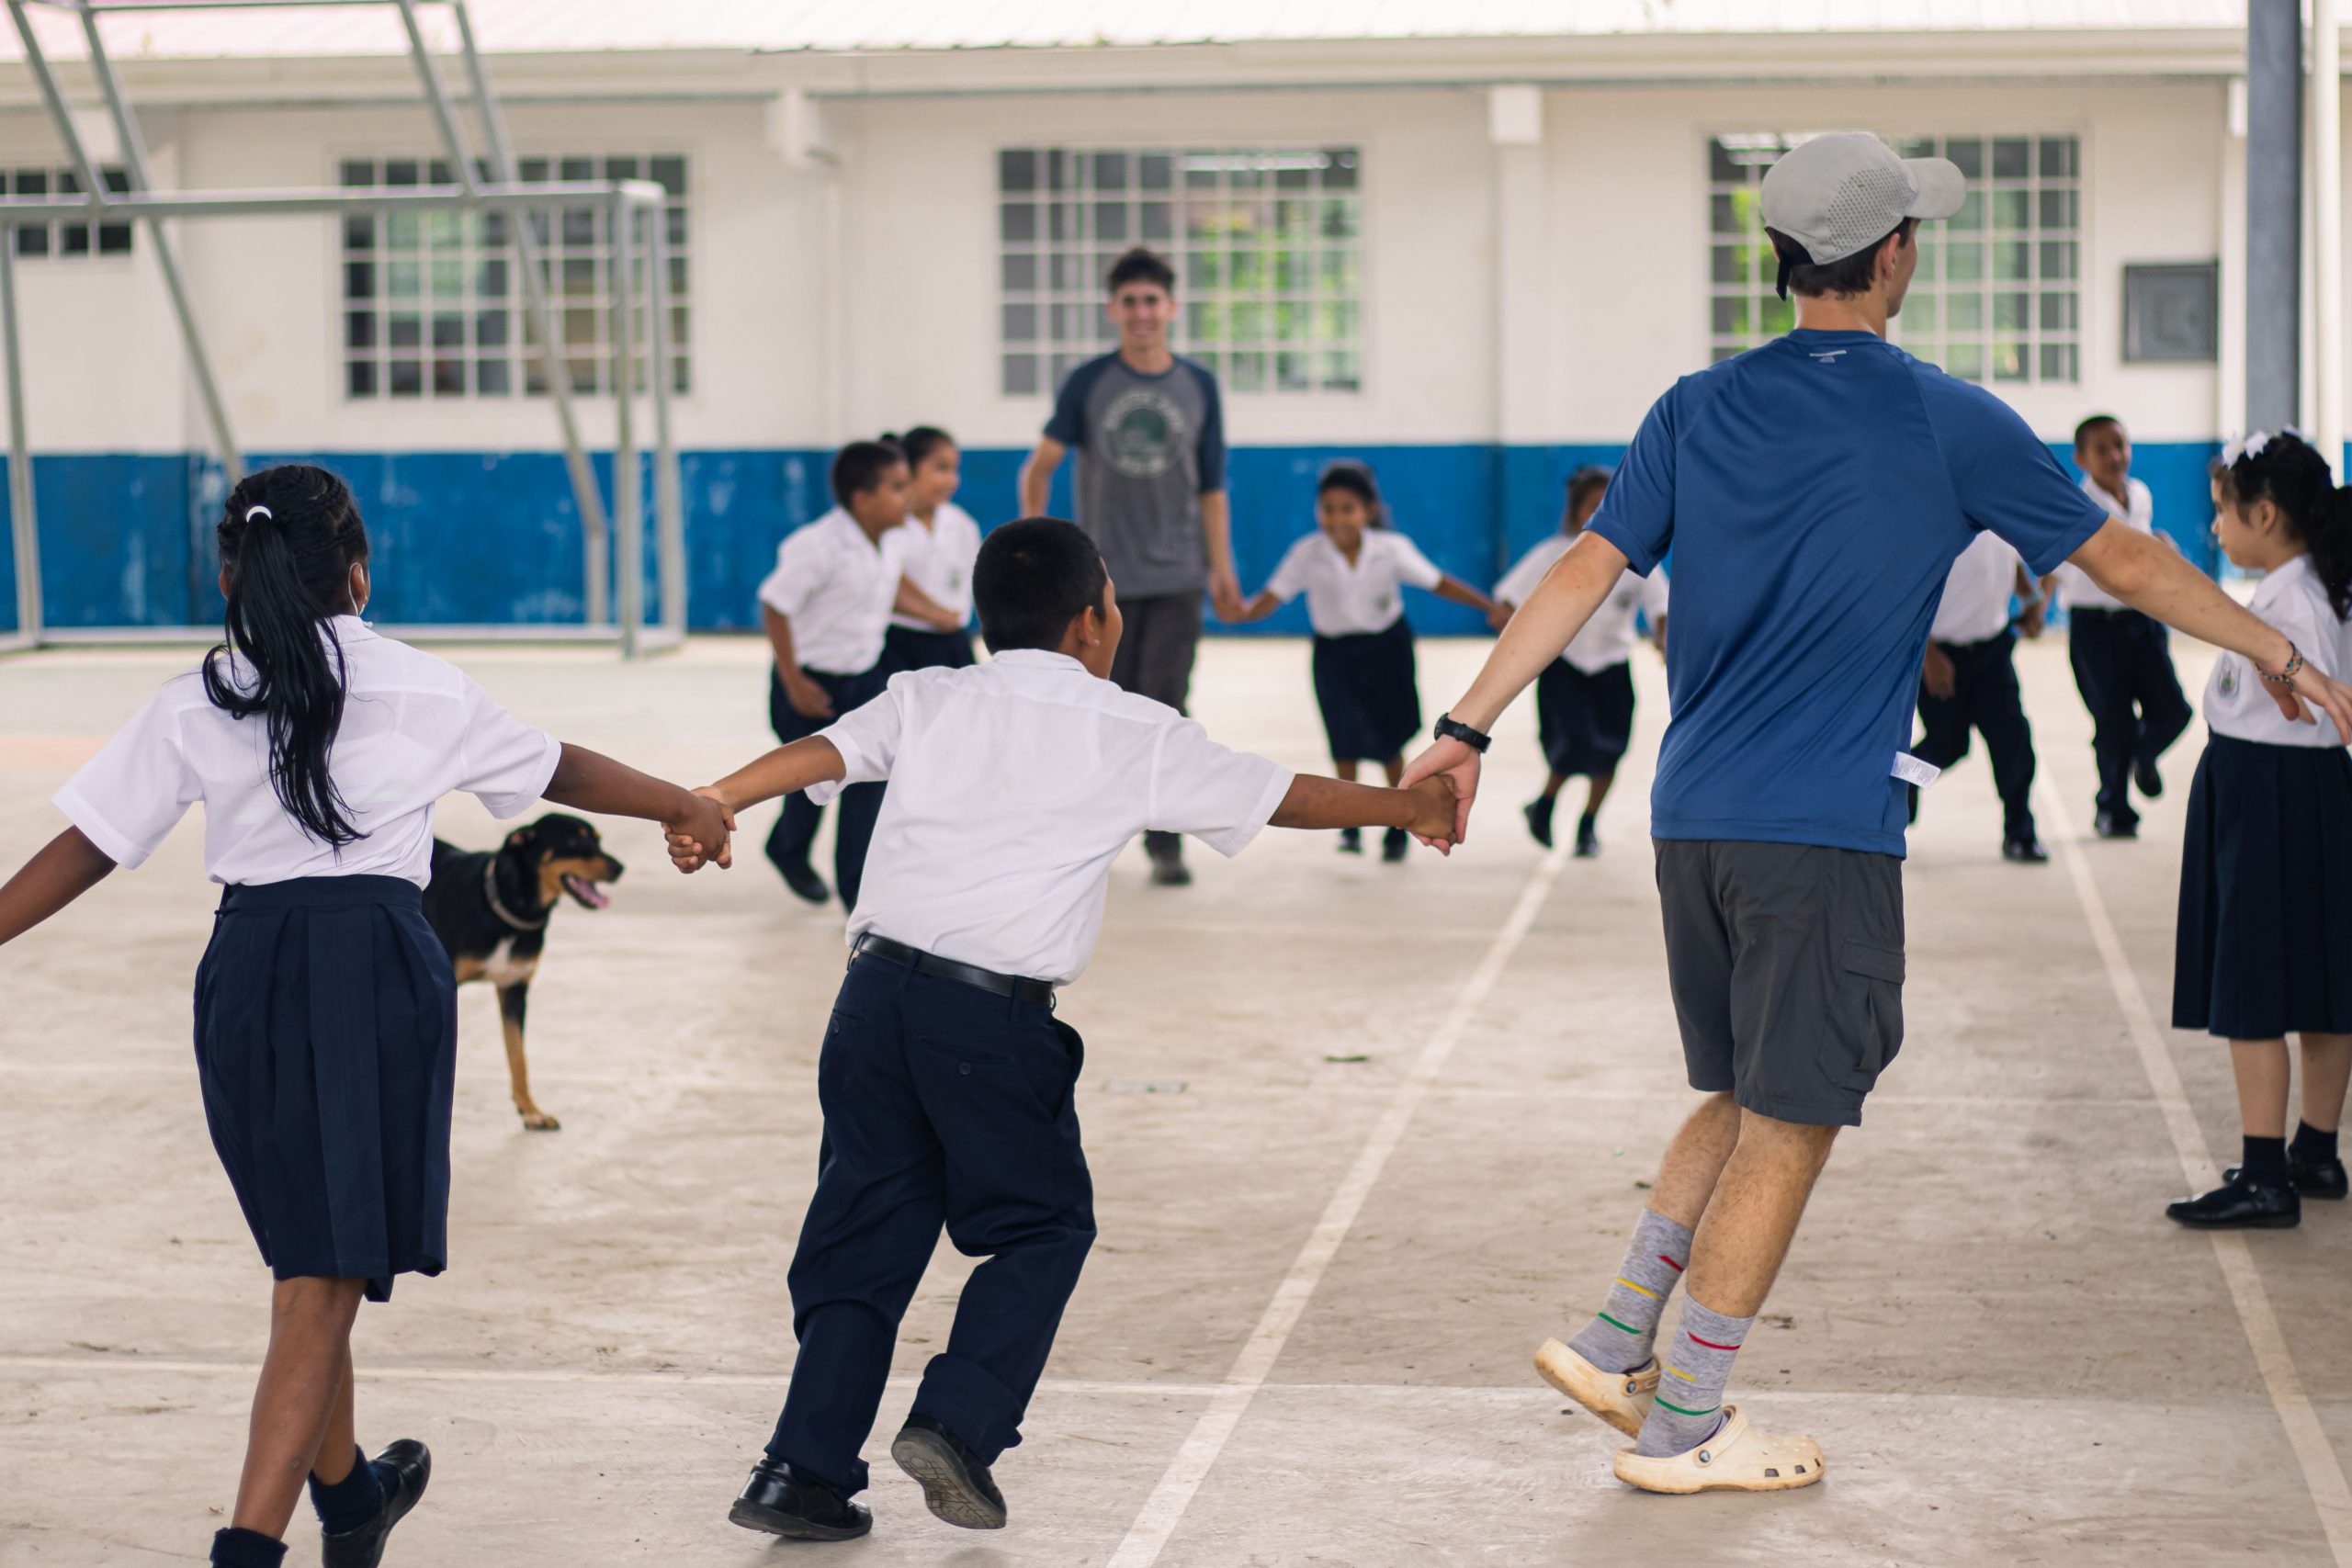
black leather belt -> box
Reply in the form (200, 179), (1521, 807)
(853, 933), (1056, 1005)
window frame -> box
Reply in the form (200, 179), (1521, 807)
(0, 164), (138, 262)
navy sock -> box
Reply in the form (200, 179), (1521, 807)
(209, 1528), (287, 1568)
(308, 1447), (384, 1535)
(2290, 1122), (2339, 1166)
(2240, 1134), (2291, 1190)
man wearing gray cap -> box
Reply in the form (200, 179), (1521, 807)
(1405, 132), (2352, 1494)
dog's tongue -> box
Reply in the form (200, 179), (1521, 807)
(564, 875), (611, 910)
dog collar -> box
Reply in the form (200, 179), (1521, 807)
(483, 857), (548, 932)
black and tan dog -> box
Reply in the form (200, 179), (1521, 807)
(423, 813), (622, 1131)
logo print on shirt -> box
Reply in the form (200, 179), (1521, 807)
(1102, 388), (1189, 479)
(2219, 665), (2238, 698)
(1808, 349), (1849, 364)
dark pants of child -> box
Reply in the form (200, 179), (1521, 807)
(1912, 632), (2039, 844)
(767, 665), (888, 908)
(766, 946), (1095, 1496)
(2069, 607), (2192, 832)
(1109, 591), (1204, 864)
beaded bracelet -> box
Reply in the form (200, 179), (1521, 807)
(2261, 642), (2305, 688)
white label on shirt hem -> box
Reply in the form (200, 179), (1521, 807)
(1891, 752), (1942, 788)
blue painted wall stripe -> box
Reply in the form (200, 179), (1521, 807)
(0, 439), (2227, 634)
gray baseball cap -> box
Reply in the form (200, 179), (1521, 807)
(1760, 132), (1965, 299)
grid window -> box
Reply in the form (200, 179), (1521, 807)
(998, 146), (1363, 397)
(2, 165), (135, 258)
(1705, 133), (2082, 385)
(338, 153), (690, 401)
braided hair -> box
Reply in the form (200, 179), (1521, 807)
(2214, 431), (2352, 619)
(201, 464), (371, 847)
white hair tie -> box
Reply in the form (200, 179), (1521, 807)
(244, 505), (273, 523)
(2222, 432), (2273, 466)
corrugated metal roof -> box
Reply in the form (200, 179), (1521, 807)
(0, 0), (2252, 63)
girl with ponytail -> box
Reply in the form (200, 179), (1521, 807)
(2166, 430), (2352, 1231)
(0, 462), (732, 1568)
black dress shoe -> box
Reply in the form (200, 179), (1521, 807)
(2165, 1176), (2301, 1229)
(2094, 811), (2138, 840)
(2002, 835), (2050, 863)
(322, 1440), (430, 1568)
(2222, 1156), (2349, 1200)
(729, 1461), (873, 1541)
(1523, 795), (1555, 849)
(2135, 756), (2165, 799)
(890, 1416), (1006, 1530)
(1382, 826), (1410, 863)
(1574, 816), (1601, 858)
(777, 860), (831, 905)
(1336, 826), (1363, 855)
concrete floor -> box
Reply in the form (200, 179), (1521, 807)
(0, 633), (2346, 1567)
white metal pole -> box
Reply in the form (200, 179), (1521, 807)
(610, 197), (642, 660)
(2317, 0), (2345, 471)
(646, 205), (684, 637)
(1, 234), (40, 645)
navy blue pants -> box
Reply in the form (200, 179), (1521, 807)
(1913, 632), (2038, 842)
(767, 954), (1095, 1495)
(2068, 607), (2192, 831)
(766, 664), (887, 908)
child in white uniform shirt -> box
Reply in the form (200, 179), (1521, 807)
(675, 519), (1456, 1542)
(2167, 432), (2352, 1230)
(0, 465), (728, 1568)
(1908, 529), (2053, 861)
(2062, 414), (2194, 838)
(759, 441), (954, 911)
(880, 426), (982, 673)
(1491, 468), (1668, 858)
(1232, 462), (1496, 861)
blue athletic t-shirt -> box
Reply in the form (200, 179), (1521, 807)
(1588, 328), (2109, 857)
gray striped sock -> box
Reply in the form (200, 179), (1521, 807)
(1565, 1209), (1692, 1374)
(1635, 1296), (1754, 1457)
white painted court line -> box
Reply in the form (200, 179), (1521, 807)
(2037, 780), (2352, 1568)
(1104, 845), (1569, 1568)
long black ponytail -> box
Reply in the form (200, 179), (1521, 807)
(201, 464), (371, 847)
(2215, 431), (2352, 619)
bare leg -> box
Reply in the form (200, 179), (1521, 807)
(1681, 1111), (1841, 1317)
(1646, 1091), (1743, 1231)
(1381, 755), (1404, 786)
(231, 1277), (367, 1538)
(311, 1342), (358, 1484)
(2232, 1039), (2292, 1139)
(1334, 760), (1360, 784)
(1542, 769), (1568, 801)
(1584, 767), (1618, 819)
(2299, 1032), (2351, 1132)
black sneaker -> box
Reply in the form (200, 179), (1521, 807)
(1382, 826), (1410, 863)
(2223, 1156), (2348, 1200)
(728, 1460), (873, 1541)
(890, 1416), (1007, 1531)
(2165, 1176), (2301, 1229)
(2135, 757), (2165, 799)
(776, 859), (831, 905)
(1574, 815), (1600, 858)
(321, 1440), (430, 1568)
(1523, 795), (1555, 849)
(2002, 835), (2049, 863)
(1148, 851), (1193, 887)
(1337, 827), (1363, 855)
(2093, 811), (2138, 840)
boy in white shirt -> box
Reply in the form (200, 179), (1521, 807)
(1908, 531), (2053, 861)
(2060, 414), (2194, 838)
(677, 518), (1457, 1543)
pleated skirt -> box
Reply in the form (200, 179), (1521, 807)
(2173, 733), (2352, 1040)
(1534, 658), (1637, 778)
(194, 874), (458, 1302)
(1310, 617), (1422, 762)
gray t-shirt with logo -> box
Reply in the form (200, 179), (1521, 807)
(1044, 352), (1228, 599)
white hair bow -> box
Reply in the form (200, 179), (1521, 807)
(2222, 431), (2273, 465)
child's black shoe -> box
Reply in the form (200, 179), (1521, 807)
(776, 860), (831, 905)
(2165, 1176), (2301, 1229)
(321, 1439), (430, 1568)
(1574, 813), (1600, 858)
(729, 1461), (873, 1540)
(2222, 1156), (2348, 1200)
(1337, 826), (1363, 854)
(891, 1416), (1007, 1530)
(1523, 795), (1555, 849)
(2002, 835), (2049, 863)
(1381, 826), (1409, 862)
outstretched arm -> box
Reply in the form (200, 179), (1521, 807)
(544, 744), (734, 870)
(1018, 439), (1067, 517)
(1433, 574), (1500, 618)
(1271, 773), (1458, 848)
(667, 739), (848, 872)
(894, 577), (963, 632)
(2072, 521), (2352, 737)
(0, 828), (117, 947)
(1228, 590), (1283, 625)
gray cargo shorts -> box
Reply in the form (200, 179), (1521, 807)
(1653, 839), (1906, 1127)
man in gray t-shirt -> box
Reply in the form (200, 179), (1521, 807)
(1021, 246), (1238, 886)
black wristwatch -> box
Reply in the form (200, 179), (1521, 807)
(1434, 712), (1492, 753)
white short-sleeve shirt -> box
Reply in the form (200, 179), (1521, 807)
(2204, 553), (2352, 747)
(2054, 476), (2153, 612)
(886, 501), (982, 632)
(1931, 530), (2024, 645)
(755, 508), (898, 675)
(1262, 529), (1444, 637)
(52, 616), (561, 886)
(810, 649), (1295, 985)
(1494, 534), (1669, 675)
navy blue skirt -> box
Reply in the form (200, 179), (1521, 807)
(1535, 659), (1636, 778)
(885, 623), (976, 673)
(2173, 734), (2352, 1039)
(195, 875), (458, 1302)
(1311, 617), (1422, 762)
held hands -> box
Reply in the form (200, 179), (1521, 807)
(784, 672), (835, 721)
(666, 786), (736, 874)
(2018, 600), (2047, 639)
(1403, 773), (1463, 854)
(1208, 564), (1247, 623)
(2257, 646), (2352, 741)
(1399, 736), (1480, 850)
